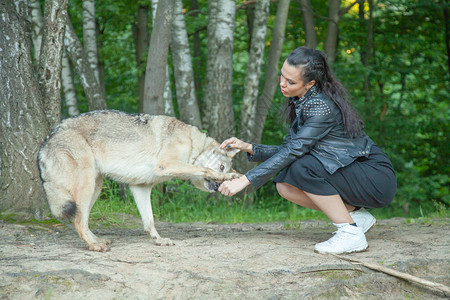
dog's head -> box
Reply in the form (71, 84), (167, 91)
(190, 147), (240, 192)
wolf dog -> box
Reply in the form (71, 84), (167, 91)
(38, 110), (240, 252)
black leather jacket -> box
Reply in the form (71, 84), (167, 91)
(245, 88), (374, 189)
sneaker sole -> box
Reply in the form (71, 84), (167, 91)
(314, 244), (369, 255)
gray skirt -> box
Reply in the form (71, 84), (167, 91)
(273, 145), (396, 208)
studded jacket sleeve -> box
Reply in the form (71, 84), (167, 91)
(245, 98), (339, 189)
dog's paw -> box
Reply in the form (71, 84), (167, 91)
(88, 242), (111, 252)
(223, 172), (241, 180)
(154, 237), (175, 246)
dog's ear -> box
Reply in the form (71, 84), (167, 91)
(225, 148), (240, 158)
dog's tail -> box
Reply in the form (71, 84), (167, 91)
(38, 143), (78, 221)
(42, 182), (78, 220)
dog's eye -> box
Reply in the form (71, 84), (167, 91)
(220, 164), (225, 171)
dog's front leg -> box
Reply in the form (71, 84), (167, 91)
(129, 184), (174, 246)
(157, 161), (240, 182)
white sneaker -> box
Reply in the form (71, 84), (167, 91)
(314, 223), (368, 254)
(350, 208), (376, 233)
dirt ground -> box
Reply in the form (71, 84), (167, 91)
(0, 216), (449, 299)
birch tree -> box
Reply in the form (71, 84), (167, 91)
(29, 0), (44, 63)
(203, 0), (236, 141)
(82, 0), (100, 83)
(61, 50), (80, 116)
(251, 0), (291, 144)
(171, 0), (202, 128)
(38, 0), (69, 128)
(0, 0), (53, 218)
(64, 16), (107, 111)
(238, 0), (270, 143)
(144, 0), (175, 115)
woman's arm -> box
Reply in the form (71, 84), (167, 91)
(245, 102), (338, 189)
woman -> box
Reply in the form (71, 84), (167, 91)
(218, 47), (396, 255)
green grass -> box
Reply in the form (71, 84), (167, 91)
(89, 179), (449, 226)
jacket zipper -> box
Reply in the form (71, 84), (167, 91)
(312, 149), (345, 167)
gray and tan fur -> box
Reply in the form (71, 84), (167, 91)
(38, 110), (240, 251)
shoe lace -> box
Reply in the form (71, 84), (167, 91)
(326, 227), (351, 246)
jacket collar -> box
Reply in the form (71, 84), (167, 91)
(289, 84), (319, 117)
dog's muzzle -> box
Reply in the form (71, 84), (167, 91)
(206, 180), (220, 192)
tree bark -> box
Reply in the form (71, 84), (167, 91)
(133, 4), (150, 113)
(144, 0), (175, 115)
(29, 0), (44, 63)
(38, 0), (69, 129)
(150, 0), (174, 117)
(0, 0), (50, 218)
(203, 0), (236, 142)
(190, 0), (202, 93)
(252, 0), (290, 144)
(61, 50), (80, 116)
(64, 16), (107, 111)
(237, 0), (270, 172)
(239, 0), (270, 143)
(171, 0), (202, 128)
(82, 0), (100, 83)
(324, 0), (340, 65)
(300, 0), (316, 48)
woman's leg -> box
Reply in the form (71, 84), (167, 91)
(276, 182), (355, 224)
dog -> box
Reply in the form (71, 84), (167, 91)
(37, 110), (240, 251)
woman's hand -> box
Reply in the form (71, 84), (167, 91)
(220, 137), (254, 154)
(218, 175), (251, 197)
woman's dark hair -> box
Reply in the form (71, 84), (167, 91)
(283, 47), (364, 138)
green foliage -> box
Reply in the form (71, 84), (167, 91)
(64, 0), (449, 221)
(90, 179), (328, 224)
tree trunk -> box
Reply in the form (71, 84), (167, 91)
(96, 24), (107, 102)
(203, 0), (236, 142)
(300, 0), (316, 48)
(171, 0), (202, 128)
(324, 0), (341, 65)
(151, 0), (174, 117)
(61, 50), (80, 116)
(0, 0), (50, 219)
(133, 4), (150, 113)
(144, 0), (175, 115)
(252, 0), (291, 144)
(190, 0), (202, 93)
(237, 0), (270, 171)
(29, 0), (44, 63)
(64, 16), (107, 111)
(38, 0), (69, 129)
(246, 3), (255, 52)
(82, 0), (100, 83)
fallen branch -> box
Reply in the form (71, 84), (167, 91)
(332, 255), (450, 297)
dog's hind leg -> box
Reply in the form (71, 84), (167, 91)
(129, 184), (175, 246)
(73, 173), (110, 252)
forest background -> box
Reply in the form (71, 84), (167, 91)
(1, 0), (449, 224)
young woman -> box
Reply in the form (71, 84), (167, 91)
(218, 47), (396, 255)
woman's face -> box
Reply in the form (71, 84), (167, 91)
(279, 60), (315, 98)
